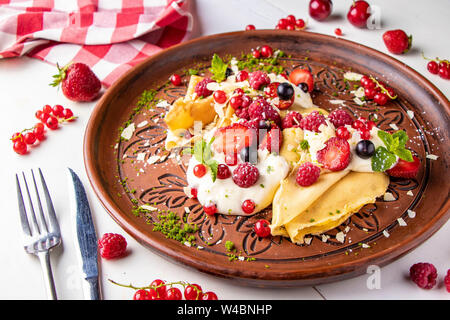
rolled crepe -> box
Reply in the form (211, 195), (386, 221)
(284, 171), (389, 244)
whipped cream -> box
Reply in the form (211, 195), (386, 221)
(186, 149), (290, 215)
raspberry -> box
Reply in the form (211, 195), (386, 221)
(194, 78), (214, 98)
(232, 163), (260, 188)
(409, 262), (437, 289)
(235, 105), (250, 120)
(299, 110), (326, 132)
(248, 71), (270, 90)
(328, 109), (353, 128)
(248, 98), (281, 126)
(282, 111), (303, 129)
(444, 269), (450, 293)
(295, 162), (321, 186)
(98, 233), (127, 259)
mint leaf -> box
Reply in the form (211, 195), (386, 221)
(371, 146), (397, 172)
(210, 54), (228, 82)
(392, 130), (408, 148)
(394, 148), (413, 162)
(192, 139), (207, 163)
(206, 159), (218, 182)
(377, 130), (393, 149)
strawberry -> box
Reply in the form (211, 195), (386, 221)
(50, 62), (101, 102)
(288, 68), (314, 92)
(386, 156), (420, 179)
(382, 30), (412, 55)
(259, 125), (282, 153)
(316, 137), (351, 171)
(213, 123), (255, 155)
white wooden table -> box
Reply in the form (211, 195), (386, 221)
(0, 0), (448, 300)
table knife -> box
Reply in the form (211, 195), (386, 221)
(68, 168), (101, 300)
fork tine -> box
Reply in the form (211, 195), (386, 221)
(22, 172), (41, 235)
(38, 168), (60, 234)
(16, 174), (32, 237)
(31, 169), (49, 233)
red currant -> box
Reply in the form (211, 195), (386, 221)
(233, 88), (244, 96)
(42, 104), (52, 114)
(52, 104), (64, 117)
(229, 95), (243, 109)
(438, 65), (450, 80)
(217, 164), (231, 179)
(286, 24), (295, 31)
(373, 92), (389, 105)
(13, 140), (27, 155)
(364, 87), (376, 99)
(133, 289), (150, 300)
(23, 132), (36, 145)
(193, 164), (207, 178)
(335, 126), (351, 140)
(46, 116), (59, 130)
(352, 120), (365, 130)
(347, 0), (371, 28)
(165, 287), (182, 300)
(236, 70), (249, 82)
(260, 45), (273, 58)
(147, 288), (163, 300)
(360, 75), (371, 88)
(11, 132), (23, 143)
(427, 61), (439, 74)
(203, 203), (217, 216)
(385, 87), (396, 99)
(366, 120), (376, 130)
(241, 95), (252, 108)
(334, 28), (343, 36)
(242, 199), (255, 214)
(35, 110), (44, 120)
(190, 188), (198, 199)
(286, 15), (296, 25)
(309, 0), (333, 21)
(359, 129), (371, 140)
(277, 18), (288, 29)
(363, 79), (376, 90)
(245, 24), (255, 31)
(201, 291), (218, 300)
(33, 123), (45, 141)
(213, 90), (227, 104)
(295, 19), (306, 29)
(251, 49), (260, 59)
(170, 74), (182, 86)
(40, 112), (50, 123)
(62, 108), (74, 120)
(150, 279), (167, 299)
(184, 284), (203, 300)
(254, 219), (271, 238)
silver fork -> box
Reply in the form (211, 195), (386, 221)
(15, 168), (62, 300)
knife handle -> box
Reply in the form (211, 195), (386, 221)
(86, 277), (101, 300)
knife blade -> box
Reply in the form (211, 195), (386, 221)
(68, 168), (101, 300)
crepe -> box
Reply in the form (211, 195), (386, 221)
(275, 171), (389, 244)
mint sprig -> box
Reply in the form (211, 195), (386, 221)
(210, 54), (228, 82)
(371, 129), (413, 172)
(183, 138), (218, 182)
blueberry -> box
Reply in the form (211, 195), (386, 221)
(298, 82), (309, 93)
(277, 82), (294, 100)
(356, 140), (375, 159)
(225, 67), (233, 77)
(240, 146), (258, 164)
(257, 120), (272, 130)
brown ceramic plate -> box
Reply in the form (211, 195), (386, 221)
(84, 30), (449, 287)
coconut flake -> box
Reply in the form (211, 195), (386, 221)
(383, 192), (396, 201)
(304, 237), (312, 245)
(389, 123), (399, 130)
(426, 154), (439, 160)
(336, 232), (345, 243)
(361, 243), (370, 249)
(406, 191), (414, 196)
(156, 100), (171, 108)
(121, 123), (135, 140)
(147, 155), (160, 165)
(407, 209), (416, 218)
(406, 110), (414, 119)
(140, 204), (157, 211)
(136, 153), (146, 161)
(343, 71), (363, 81)
(397, 217), (407, 226)
(184, 207), (191, 213)
(353, 97), (365, 106)
(383, 230), (390, 238)
(137, 120), (148, 128)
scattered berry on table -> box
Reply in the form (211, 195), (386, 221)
(382, 29), (412, 55)
(50, 62), (101, 102)
(98, 233), (127, 259)
(245, 24), (255, 31)
(444, 269), (450, 293)
(309, 0), (333, 21)
(347, 0), (371, 28)
(409, 262), (437, 290)
(296, 162), (321, 187)
(232, 163), (260, 188)
(334, 28), (343, 36)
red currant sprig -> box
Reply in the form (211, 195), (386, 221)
(359, 75), (397, 106)
(12, 104), (76, 155)
(422, 52), (450, 80)
(275, 14), (307, 31)
(109, 279), (218, 300)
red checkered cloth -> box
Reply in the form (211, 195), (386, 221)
(0, 0), (192, 87)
